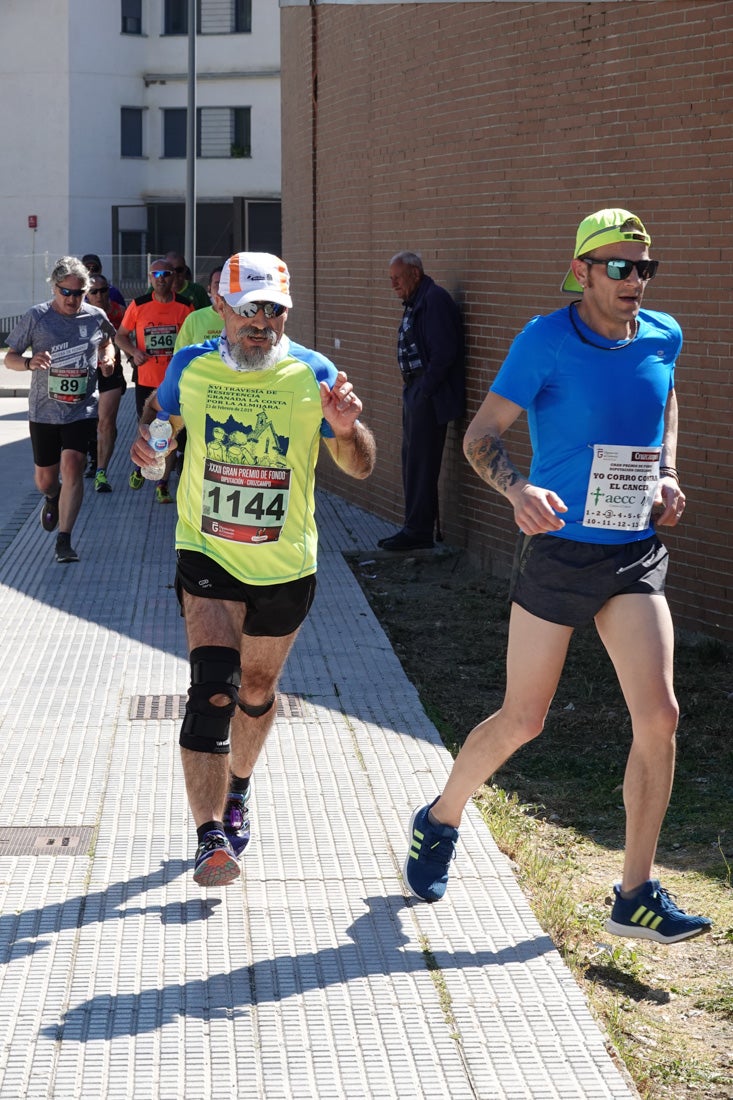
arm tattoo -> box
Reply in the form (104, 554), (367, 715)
(465, 433), (521, 495)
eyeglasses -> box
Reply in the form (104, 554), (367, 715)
(57, 287), (85, 298)
(150, 270), (174, 279)
(581, 257), (659, 281)
(172, 265), (186, 274)
(231, 300), (287, 319)
(88, 287), (108, 296)
(86, 264), (102, 274)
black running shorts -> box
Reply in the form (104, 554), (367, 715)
(175, 550), (317, 637)
(509, 532), (669, 627)
(29, 419), (96, 467)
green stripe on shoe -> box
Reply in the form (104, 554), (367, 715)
(630, 905), (663, 930)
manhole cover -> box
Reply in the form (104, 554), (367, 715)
(129, 694), (187, 720)
(129, 693), (304, 719)
(0, 827), (95, 857)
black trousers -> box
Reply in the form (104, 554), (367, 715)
(401, 379), (447, 541)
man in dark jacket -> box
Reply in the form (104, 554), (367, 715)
(379, 251), (465, 551)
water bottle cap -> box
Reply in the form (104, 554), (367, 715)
(157, 411), (170, 421)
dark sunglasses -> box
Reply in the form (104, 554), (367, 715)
(232, 300), (287, 319)
(58, 287), (85, 298)
(150, 270), (174, 279)
(88, 287), (108, 296)
(86, 264), (102, 274)
(582, 257), (659, 281)
(172, 265), (186, 274)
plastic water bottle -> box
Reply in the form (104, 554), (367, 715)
(141, 413), (172, 480)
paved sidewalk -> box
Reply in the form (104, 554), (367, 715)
(0, 350), (31, 398)
(0, 388), (636, 1099)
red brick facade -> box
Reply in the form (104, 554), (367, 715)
(281, 1), (733, 638)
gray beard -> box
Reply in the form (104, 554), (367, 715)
(229, 330), (281, 372)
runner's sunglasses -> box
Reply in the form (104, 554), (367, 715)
(581, 257), (659, 281)
(231, 300), (287, 319)
(57, 287), (85, 298)
(150, 270), (174, 279)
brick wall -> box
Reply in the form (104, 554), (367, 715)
(282, 0), (733, 638)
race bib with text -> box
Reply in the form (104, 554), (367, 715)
(583, 444), (661, 530)
(201, 460), (290, 544)
(48, 359), (88, 404)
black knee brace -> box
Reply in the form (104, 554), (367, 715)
(239, 694), (276, 719)
(179, 646), (242, 755)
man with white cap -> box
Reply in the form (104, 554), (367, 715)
(131, 252), (376, 887)
(404, 210), (712, 944)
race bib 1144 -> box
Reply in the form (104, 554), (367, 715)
(201, 460), (290, 544)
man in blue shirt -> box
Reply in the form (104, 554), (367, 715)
(404, 209), (712, 945)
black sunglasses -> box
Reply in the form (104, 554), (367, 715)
(151, 270), (174, 279)
(172, 265), (186, 274)
(58, 287), (85, 298)
(232, 300), (287, 319)
(582, 257), (659, 281)
(86, 264), (102, 274)
(88, 287), (108, 295)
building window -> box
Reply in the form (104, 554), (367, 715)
(199, 107), (251, 158)
(121, 108), (144, 157)
(162, 107), (251, 159)
(200, 0), (252, 34)
(163, 109), (188, 158)
(233, 0), (252, 33)
(121, 0), (142, 34)
(163, 0), (189, 35)
(164, 0), (252, 35)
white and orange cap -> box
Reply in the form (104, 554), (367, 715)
(219, 252), (292, 309)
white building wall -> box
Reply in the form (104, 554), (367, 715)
(0, 0), (282, 318)
(1, 2), (72, 309)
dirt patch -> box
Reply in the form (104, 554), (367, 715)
(349, 547), (733, 1100)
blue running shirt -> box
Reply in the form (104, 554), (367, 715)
(490, 306), (681, 544)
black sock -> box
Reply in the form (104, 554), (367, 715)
(196, 820), (223, 843)
(230, 774), (251, 796)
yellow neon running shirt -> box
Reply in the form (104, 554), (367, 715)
(156, 336), (338, 585)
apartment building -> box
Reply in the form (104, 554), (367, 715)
(0, 0), (281, 314)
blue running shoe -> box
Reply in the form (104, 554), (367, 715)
(223, 790), (251, 858)
(193, 829), (240, 888)
(605, 879), (712, 944)
(404, 799), (459, 902)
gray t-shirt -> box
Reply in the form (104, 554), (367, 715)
(7, 301), (116, 423)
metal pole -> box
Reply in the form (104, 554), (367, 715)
(185, 0), (197, 276)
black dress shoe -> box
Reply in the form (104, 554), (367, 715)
(378, 532), (434, 551)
